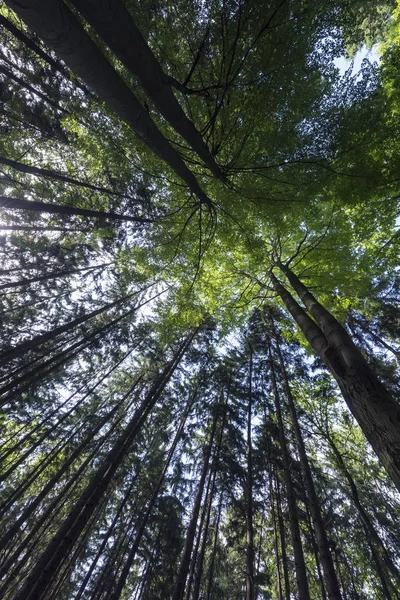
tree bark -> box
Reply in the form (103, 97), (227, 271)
(271, 271), (400, 493)
(109, 393), (197, 600)
(4, 0), (212, 206)
(0, 196), (151, 223)
(246, 349), (255, 600)
(272, 329), (342, 600)
(0, 155), (128, 198)
(267, 340), (310, 600)
(325, 431), (400, 593)
(172, 412), (218, 600)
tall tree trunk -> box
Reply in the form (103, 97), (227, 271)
(268, 461), (284, 600)
(271, 271), (400, 492)
(0, 155), (126, 197)
(304, 503), (327, 600)
(267, 339), (310, 600)
(274, 467), (291, 600)
(109, 392), (197, 600)
(246, 349), (255, 600)
(272, 328), (342, 600)
(69, 0), (224, 181)
(0, 196), (150, 223)
(172, 412), (219, 600)
(190, 466), (216, 600)
(0, 262), (109, 291)
(11, 331), (196, 600)
(4, 0), (212, 206)
(324, 431), (400, 593)
(206, 491), (223, 600)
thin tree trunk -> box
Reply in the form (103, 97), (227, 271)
(109, 392), (197, 600)
(191, 408), (225, 600)
(69, 0), (224, 181)
(275, 470), (291, 600)
(271, 271), (400, 493)
(0, 262), (109, 291)
(0, 283), (160, 367)
(206, 491), (223, 600)
(304, 503), (327, 600)
(0, 196), (151, 223)
(0, 64), (68, 112)
(0, 378), (142, 564)
(0, 224), (92, 232)
(187, 467), (215, 600)
(269, 462), (284, 600)
(267, 339), (310, 600)
(172, 412), (219, 600)
(246, 348), (255, 600)
(349, 313), (400, 364)
(272, 329), (342, 600)
(4, 0), (212, 206)
(324, 431), (400, 592)
(0, 155), (128, 198)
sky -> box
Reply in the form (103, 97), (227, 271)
(334, 44), (380, 77)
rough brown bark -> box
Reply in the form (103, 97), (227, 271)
(271, 271), (400, 493)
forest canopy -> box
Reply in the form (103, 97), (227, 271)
(0, 0), (399, 599)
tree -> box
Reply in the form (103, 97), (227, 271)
(1, 1), (400, 598)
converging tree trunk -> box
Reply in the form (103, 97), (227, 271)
(271, 270), (400, 492)
(246, 348), (255, 600)
(172, 411), (219, 600)
(271, 326), (342, 600)
(267, 339), (311, 600)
